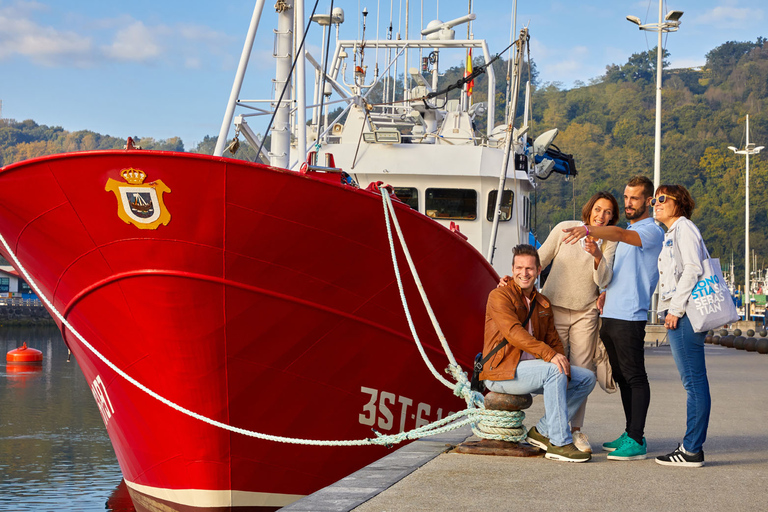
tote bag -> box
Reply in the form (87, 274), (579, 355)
(674, 230), (740, 333)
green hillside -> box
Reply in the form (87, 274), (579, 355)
(525, 39), (768, 283)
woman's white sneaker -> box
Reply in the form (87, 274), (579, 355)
(572, 431), (592, 453)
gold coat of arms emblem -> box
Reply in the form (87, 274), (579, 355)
(105, 168), (171, 229)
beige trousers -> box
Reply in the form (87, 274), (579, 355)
(552, 304), (599, 430)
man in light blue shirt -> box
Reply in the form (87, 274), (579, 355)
(563, 176), (663, 461)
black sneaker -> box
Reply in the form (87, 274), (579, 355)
(655, 445), (705, 467)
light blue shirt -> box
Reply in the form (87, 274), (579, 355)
(601, 217), (664, 322)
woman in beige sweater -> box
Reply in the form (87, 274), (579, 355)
(536, 191), (619, 452)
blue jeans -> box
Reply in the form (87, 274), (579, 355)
(485, 360), (596, 446)
(668, 314), (711, 453)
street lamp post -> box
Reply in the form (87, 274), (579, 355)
(729, 115), (764, 322)
(627, 3), (683, 190)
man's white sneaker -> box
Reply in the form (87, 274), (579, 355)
(572, 431), (592, 453)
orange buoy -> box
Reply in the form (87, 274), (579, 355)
(6, 342), (43, 364)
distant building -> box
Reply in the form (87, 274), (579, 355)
(0, 265), (37, 300)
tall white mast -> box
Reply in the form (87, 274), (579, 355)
(271, 1), (295, 168)
(295, 0), (307, 167)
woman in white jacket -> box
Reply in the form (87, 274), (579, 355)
(653, 184), (710, 468)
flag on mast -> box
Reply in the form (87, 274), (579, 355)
(465, 49), (474, 97)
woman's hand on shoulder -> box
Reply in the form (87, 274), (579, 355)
(498, 275), (512, 288)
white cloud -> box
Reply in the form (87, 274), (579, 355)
(535, 44), (602, 85)
(0, 4), (94, 67)
(185, 56), (202, 69)
(692, 5), (764, 28)
(0, 4), (233, 69)
(102, 21), (162, 62)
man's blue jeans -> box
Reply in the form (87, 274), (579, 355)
(485, 360), (596, 446)
(668, 314), (711, 453)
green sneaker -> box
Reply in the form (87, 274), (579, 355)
(525, 426), (550, 451)
(607, 436), (647, 461)
(602, 432), (628, 452)
(545, 442), (591, 463)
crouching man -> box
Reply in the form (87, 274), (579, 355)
(480, 244), (596, 462)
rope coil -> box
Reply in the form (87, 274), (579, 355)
(471, 409), (527, 443)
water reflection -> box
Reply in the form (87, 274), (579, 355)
(0, 326), (135, 511)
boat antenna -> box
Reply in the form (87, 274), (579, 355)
(255, 0), (322, 161)
(359, 7), (368, 84)
(375, 0), (381, 82)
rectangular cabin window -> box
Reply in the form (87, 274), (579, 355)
(19, 281), (32, 294)
(486, 190), (514, 222)
(0, 278), (8, 293)
(393, 187), (419, 211)
(425, 188), (477, 220)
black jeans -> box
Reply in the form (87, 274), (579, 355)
(600, 317), (650, 444)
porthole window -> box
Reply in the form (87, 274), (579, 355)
(425, 188), (477, 220)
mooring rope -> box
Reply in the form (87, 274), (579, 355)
(379, 188), (527, 443)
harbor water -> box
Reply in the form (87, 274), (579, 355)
(0, 326), (135, 511)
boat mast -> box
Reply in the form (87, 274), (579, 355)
(295, 0), (307, 167)
(214, 1), (268, 157)
(271, 1), (295, 168)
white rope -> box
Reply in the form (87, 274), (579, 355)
(381, 191), (457, 367)
(379, 190), (454, 390)
(471, 409), (527, 443)
(379, 189), (484, 409)
(379, 190), (531, 442)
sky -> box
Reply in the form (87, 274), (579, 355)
(0, 0), (765, 150)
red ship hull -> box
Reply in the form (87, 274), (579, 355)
(0, 150), (497, 509)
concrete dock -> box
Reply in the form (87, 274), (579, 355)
(284, 342), (768, 511)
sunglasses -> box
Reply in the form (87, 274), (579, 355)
(651, 194), (677, 206)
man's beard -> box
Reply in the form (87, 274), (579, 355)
(625, 202), (647, 220)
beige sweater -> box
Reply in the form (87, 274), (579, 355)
(539, 220), (617, 311)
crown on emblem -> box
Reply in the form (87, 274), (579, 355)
(121, 168), (147, 185)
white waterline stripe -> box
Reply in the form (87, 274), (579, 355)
(124, 479), (304, 507)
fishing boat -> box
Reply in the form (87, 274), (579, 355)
(0, 2), (574, 510)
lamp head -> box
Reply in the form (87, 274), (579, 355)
(728, 146), (738, 153)
(626, 15), (642, 26)
(665, 10), (684, 22)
